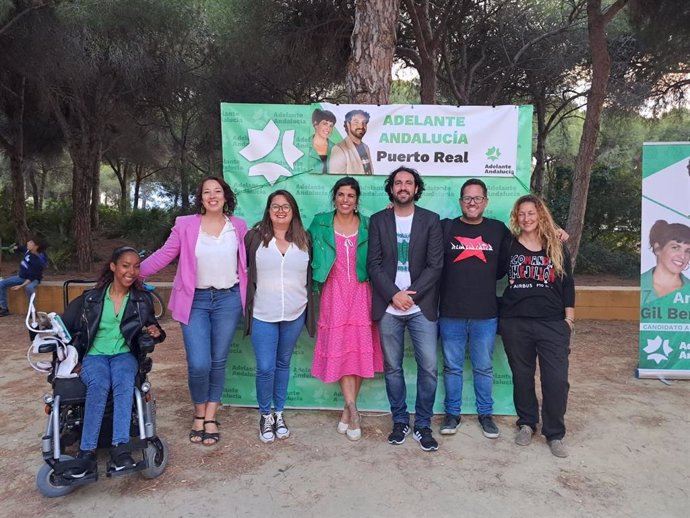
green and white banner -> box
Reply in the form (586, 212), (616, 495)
(638, 142), (690, 379)
(221, 103), (534, 413)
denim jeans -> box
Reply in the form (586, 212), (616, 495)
(439, 317), (497, 416)
(251, 312), (306, 414)
(0, 275), (39, 309)
(378, 312), (438, 429)
(181, 287), (242, 404)
(79, 352), (138, 451)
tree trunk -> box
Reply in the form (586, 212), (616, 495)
(90, 152), (100, 229)
(71, 159), (94, 271)
(9, 150), (30, 244)
(565, 0), (628, 267)
(346, 0), (402, 104)
(531, 97), (547, 195)
(1, 76), (30, 244)
(27, 160), (40, 211)
(179, 146), (189, 211)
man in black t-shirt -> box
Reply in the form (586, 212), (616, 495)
(438, 178), (509, 440)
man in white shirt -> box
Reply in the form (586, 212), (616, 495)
(367, 166), (443, 451)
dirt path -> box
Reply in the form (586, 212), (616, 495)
(0, 316), (687, 518)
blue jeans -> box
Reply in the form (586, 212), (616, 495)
(181, 287), (242, 404)
(439, 317), (497, 416)
(378, 312), (438, 429)
(79, 352), (138, 451)
(0, 275), (39, 309)
(251, 312), (306, 414)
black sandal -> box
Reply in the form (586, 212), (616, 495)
(202, 420), (220, 446)
(189, 415), (205, 443)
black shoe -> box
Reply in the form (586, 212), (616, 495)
(413, 427), (439, 451)
(66, 449), (96, 479)
(478, 414), (500, 439)
(440, 414), (461, 435)
(387, 423), (411, 445)
(110, 443), (135, 471)
(0, 307), (9, 317)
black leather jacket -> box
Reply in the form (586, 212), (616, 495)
(62, 284), (165, 361)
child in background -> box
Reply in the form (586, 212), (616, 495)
(0, 237), (49, 316)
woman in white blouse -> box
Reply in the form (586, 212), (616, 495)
(244, 190), (315, 443)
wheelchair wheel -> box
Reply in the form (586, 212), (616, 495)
(140, 437), (169, 479)
(36, 455), (77, 498)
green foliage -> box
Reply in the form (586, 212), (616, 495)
(100, 207), (178, 253)
(547, 162), (640, 277)
(575, 241), (640, 278)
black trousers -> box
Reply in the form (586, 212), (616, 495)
(500, 317), (571, 440)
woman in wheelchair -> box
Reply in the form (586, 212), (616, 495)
(62, 246), (165, 476)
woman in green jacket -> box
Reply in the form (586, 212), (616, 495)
(308, 177), (383, 441)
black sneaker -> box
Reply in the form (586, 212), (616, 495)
(259, 413), (275, 443)
(387, 422), (411, 445)
(111, 443), (135, 471)
(440, 414), (461, 435)
(0, 307), (9, 317)
(66, 449), (96, 479)
(478, 414), (500, 439)
(274, 411), (290, 439)
(413, 427), (439, 451)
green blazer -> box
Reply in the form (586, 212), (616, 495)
(308, 211), (370, 286)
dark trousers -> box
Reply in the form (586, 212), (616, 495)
(500, 317), (571, 440)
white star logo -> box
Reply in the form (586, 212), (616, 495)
(239, 121), (304, 185)
(644, 335), (672, 364)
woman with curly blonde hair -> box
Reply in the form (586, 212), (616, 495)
(500, 194), (575, 458)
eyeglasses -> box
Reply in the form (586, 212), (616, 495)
(460, 196), (486, 203)
(270, 204), (292, 213)
(460, 196), (486, 204)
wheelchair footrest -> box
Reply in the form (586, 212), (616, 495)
(51, 458), (98, 486)
(105, 438), (149, 478)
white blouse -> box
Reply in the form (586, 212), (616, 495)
(252, 238), (309, 322)
(195, 220), (239, 289)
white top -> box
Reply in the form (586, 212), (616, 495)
(253, 238), (309, 322)
(195, 220), (239, 289)
(387, 213), (420, 316)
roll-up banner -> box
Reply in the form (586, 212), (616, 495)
(638, 143), (690, 379)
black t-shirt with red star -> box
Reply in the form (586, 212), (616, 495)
(439, 217), (511, 319)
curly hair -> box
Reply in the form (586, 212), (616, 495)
(509, 194), (566, 276)
(384, 166), (425, 202)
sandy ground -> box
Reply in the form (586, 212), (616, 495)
(0, 315), (688, 518)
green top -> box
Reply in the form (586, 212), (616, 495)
(640, 268), (690, 305)
(308, 211), (370, 286)
(88, 287), (131, 356)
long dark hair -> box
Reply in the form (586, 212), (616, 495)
(195, 176), (237, 215)
(253, 190), (310, 251)
(95, 246), (143, 290)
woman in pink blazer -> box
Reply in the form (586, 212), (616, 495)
(141, 176), (248, 446)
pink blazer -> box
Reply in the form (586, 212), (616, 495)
(140, 214), (248, 325)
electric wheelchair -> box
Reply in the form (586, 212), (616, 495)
(28, 281), (169, 497)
